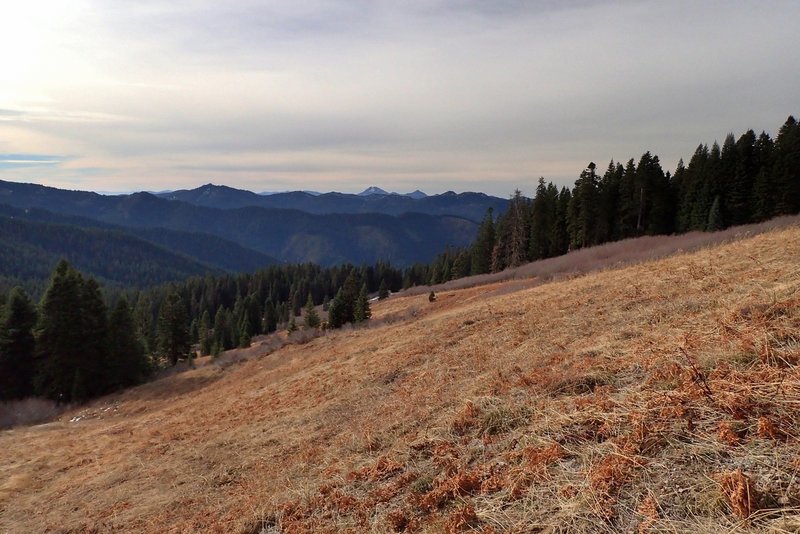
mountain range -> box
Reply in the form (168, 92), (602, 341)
(156, 183), (505, 221)
(0, 179), (502, 291)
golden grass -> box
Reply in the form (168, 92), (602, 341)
(3, 224), (800, 532)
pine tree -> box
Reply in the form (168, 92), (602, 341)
(287, 315), (298, 334)
(354, 283), (371, 323)
(157, 291), (190, 366)
(304, 295), (320, 329)
(0, 287), (38, 400)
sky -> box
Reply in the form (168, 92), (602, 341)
(0, 1), (798, 197)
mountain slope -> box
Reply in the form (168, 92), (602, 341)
(3, 220), (800, 532)
(0, 204), (278, 274)
(0, 180), (479, 265)
(0, 215), (223, 292)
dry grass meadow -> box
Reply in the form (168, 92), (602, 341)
(3, 223), (800, 533)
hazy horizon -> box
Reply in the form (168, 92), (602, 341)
(1, 1), (798, 197)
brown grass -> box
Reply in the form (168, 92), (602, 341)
(3, 222), (800, 532)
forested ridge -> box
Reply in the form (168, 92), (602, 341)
(1, 115), (798, 404)
(421, 116), (800, 282)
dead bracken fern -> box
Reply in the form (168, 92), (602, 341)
(716, 469), (761, 519)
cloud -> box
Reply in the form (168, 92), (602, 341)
(0, 154), (65, 169)
(0, 1), (798, 195)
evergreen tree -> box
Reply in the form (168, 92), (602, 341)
(752, 132), (777, 221)
(213, 306), (232, 351)
(470, 208), (495, 275)
(529, 179), (559, 260)
(304, 294), (321, 329)
(34, 260), (88, 401)
(354, 283), (371, 323)
(550, 187), (571, 256)
(774, 116), (800, 215)
(287, 315), (298, 334)
(327, 272), (360, 328)
(378, 279), (390, 300)
(326, 289), (344, 328)
(133, 294), (156, 355)
(79, 277), (110, 398)
(199, 310), (212, 356)
(506, 190), (530, 267)
(617, 158), (639, 237)
(707, 195), (724, 231)
(107, 298), (150, 390)
(597, 161), (622, 243)
(568, 162), (600, 248)
(157, 291), (190, 365)
(726, 130), (757, 226)
(0, 287), (38, 400)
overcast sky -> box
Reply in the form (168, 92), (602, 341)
(0, 1), (797, 196)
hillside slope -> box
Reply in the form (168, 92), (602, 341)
(0, 215), (225, 293)
(2, 226), (800, 532)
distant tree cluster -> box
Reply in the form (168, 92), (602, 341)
(415, 116), (800, 281)
(126, 262), (390, 363)
(0, 260), (151, 403)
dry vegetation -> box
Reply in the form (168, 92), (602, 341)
(3, 223), (800, 533)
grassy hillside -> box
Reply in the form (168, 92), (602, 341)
(2, 224), (800, 532)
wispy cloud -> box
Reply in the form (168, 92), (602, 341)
(0, 154), (65, 169)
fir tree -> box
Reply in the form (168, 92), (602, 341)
(304, 294), (321, 329)
(354, 283), (371, 323)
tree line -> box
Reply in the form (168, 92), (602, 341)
(418, 115), (800, 282)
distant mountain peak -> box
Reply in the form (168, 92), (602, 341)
(358, 186), (390, 196)
(405, 189), (427, 199)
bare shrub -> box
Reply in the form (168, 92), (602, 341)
(0, 398), (65, 429)
(287, 328), (322, 345)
